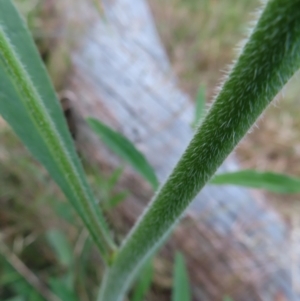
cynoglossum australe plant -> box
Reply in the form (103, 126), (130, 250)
(98, 0), (300, 300)
(0, 1), (115, 263)
(1, 1), (300, 301)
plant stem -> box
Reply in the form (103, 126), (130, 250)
(98, 0), (300, 299)
(0, 26), (116, 262)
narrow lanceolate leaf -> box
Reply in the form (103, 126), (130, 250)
(48, 278), (79, 301)
(104, 191), (128, 210)
(192, 85), (206, 129)
(0, 1), (115, 261)
(87, 118), (159, 190)
(46, 230), (73, 268)
(99, 1), (300, 300)
(210, 170), (300, 194)
(131, 259), (153, 301)
(172, 253), (191, 301)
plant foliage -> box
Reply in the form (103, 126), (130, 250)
(211, 169), (300, 194)
(0, 1), (114, 262)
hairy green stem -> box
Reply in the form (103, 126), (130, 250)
(99, 0), (300, 299)
(0, 27), (116, 262)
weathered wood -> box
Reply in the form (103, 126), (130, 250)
(54, 0), (297, 300)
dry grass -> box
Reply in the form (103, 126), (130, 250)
(149, 0), (260, 96)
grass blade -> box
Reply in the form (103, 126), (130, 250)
(106, 166), (124, 191)
(0, 1), (115, 260)
(192, 85), (206, 129)
(4, 297), (25, 301)
(87, 118), (159, 190)
(48, 278), (79, 301)
(131, 259), (153, 301)
(104, 191), (129, 210)
(0, 241), (60, 301)
(172, 253), (191, 301)
(46, 230), (73, 268)
(210, 170), (300, 194)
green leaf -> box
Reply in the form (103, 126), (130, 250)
(0, 1), (114, 259)
(87, 118), (159, 190)
(4, 297), (25, 301)
(172, 253), (191, 301)
(223, 296), (234, 301)
(192, 85), (206, 129)
(0, 245), (53, 301)
(48, 278), (79, 301)
(46, 230), (73, 267)
(104, 191), (129, 210)
(51, 201), (77, 225)
(210, 170), (300, 194)
(0, 270), (20, 286)
(106, 166), (124, 191)
(131, 259), (153, 301)
(11, 282), (42, 301)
